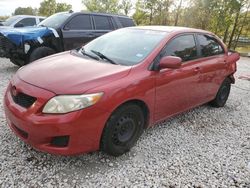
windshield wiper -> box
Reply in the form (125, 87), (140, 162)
(80, 48), (100, 60)
(91, 50), (118, 65)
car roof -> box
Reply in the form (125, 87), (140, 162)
(132, 26), (212, 34)
(67, 11), (132, 19)
(13, 15), (46, 19)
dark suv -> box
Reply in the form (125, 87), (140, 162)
(0, 11), (135, 66)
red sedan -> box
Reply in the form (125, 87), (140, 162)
(4, 26), (240, 156)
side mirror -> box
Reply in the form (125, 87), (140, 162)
(14, 23), (24, 28)
(159, 56), (182, 70)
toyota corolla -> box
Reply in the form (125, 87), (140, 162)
(4, 26), (240, 156)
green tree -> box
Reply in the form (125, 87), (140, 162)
(56, 3), (72, 13)
(0, 16), (9, 21)
(133, 0), (149, 25)
(39, 0), (57, 16)
(119, 0), (133, 15)
(133, 0), (173, 25)
(14, 7), (36, 15)
(82, 0), (120, 13)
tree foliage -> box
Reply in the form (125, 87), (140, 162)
(39, 0), (57, 16)
(0, 16), (9, 21)
(39, 0), (72, 16)
(132, 0), (250, 49)
(119, 0), (133, 15)
(14, 7), (37, 15)
(8, 0), (250, 50)
(82, 0), (120, 13)
(56, 3), (72, 13)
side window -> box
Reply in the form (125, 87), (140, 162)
(197, 34), (224, 57)
(16, 18), (36, 27)
(163, 35), (198, 62)
(65, 15), (92, 30)
(118, 17), (135, 27)
(93, 16), (113, 30)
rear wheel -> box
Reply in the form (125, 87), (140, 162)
(210, 78), (231, 107)
(29, 47), (55, 63)
(101, 104), (144, 156)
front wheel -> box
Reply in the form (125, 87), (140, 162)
(29, 46), (55, 63)
(210, 78), (231, 107)
(100, 104), (145, 156)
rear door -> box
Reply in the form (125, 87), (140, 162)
(62, 14), (95, 50)
(91, 15), (115, 38)
(154, 34), (202, 121)
(194, 34), (227, 101)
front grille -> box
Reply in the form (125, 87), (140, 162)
(12, 92), (37, 108)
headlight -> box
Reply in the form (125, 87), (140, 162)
(42, 93), (103, 114)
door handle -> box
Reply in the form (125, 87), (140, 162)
(88, 33), (95, 37)
(194, 67), (201, 73)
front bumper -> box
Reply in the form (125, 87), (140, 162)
(4, 76), (110, 155)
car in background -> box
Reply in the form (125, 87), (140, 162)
(0, 15), (45, 28)
(0, 11), (135, 66)
(4, 26), (240, 156)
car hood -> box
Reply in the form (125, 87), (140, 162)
(17, 51), (132, 94)
(0, 26), (58, 46)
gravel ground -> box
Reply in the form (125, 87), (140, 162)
(0, 57), (250, 187)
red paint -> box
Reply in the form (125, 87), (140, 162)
(4, 27), (240, 155)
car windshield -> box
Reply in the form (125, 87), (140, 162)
(38, 12), (71, 28)
(82, 28), (168, 66)
(2, 16), (20, 26)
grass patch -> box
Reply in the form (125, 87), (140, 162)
(236, 46), (250, 53)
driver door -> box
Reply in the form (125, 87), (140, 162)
(154, 34), (202, 121)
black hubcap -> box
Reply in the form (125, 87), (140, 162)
(112, 116), (136, 145)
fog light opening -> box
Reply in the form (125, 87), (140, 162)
(51, 136), (69, 147)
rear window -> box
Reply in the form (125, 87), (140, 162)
(197, 34), (224, 57)
(118, 17), (135, 27)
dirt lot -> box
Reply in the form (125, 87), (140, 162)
(0, 57), (249, 187)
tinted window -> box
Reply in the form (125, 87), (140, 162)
(38, 12), (71, 28)
(17, 18), (36, 27)
(118, 17), (135, 27)
(65, 15), (92, 30)
(163, 35), (197, 61)
(198, 34), (224, 57)
(93, 16), (113, 30)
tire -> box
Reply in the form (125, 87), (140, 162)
(10, 58), (25, 67)
(210, 78), (231, 107)
(101, 104), (145, 156)
(29, 47), (55, 63)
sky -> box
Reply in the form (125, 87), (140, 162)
(0, 0), (83, 16)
